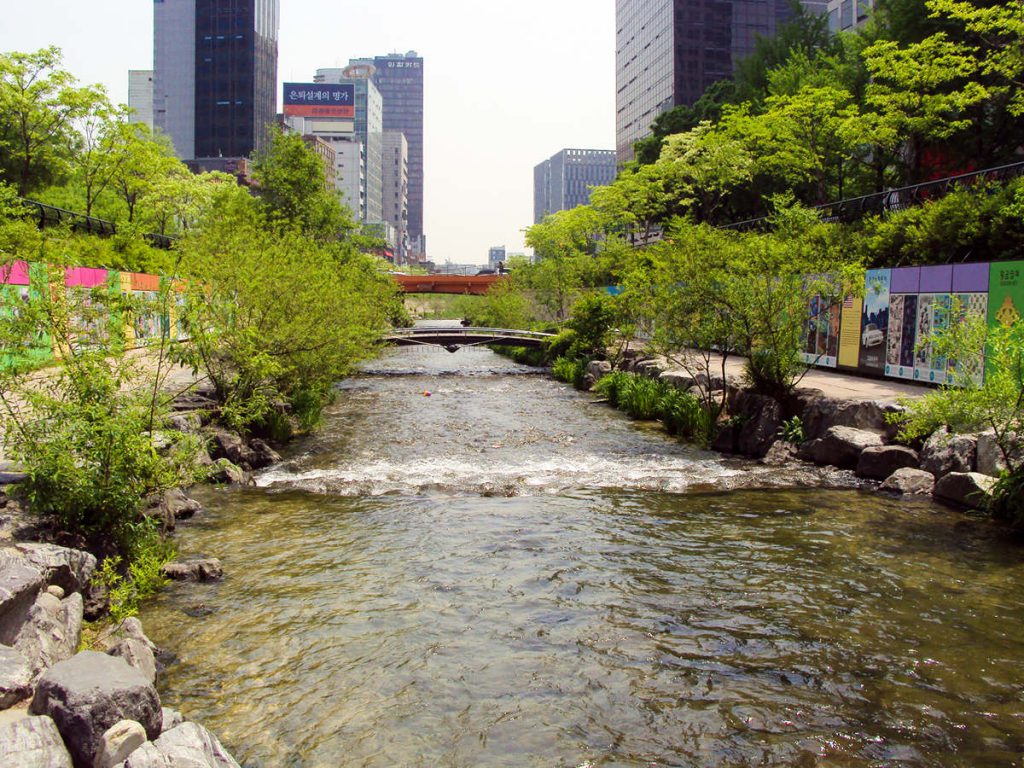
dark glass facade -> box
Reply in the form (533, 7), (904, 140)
(616, 0), (814, 163)
(193, 0), (278, 159)
(534, 149), (618, 224)
(351, 53), (425, 252)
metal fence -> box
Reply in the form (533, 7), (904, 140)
(720, 161), (1024, 232)
(17, 198), (177, 250)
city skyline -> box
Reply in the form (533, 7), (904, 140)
(0, 0), (615, 265)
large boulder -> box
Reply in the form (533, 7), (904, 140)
(0, 555), (46, 645)
(0, 643), (34, 708)
(0, 714), (73, 767)
(29, 651), (162, 768)
(731, 391), (784, 459)
(880, 468), (936, 497)
(8, 544), (97, 596)
(934, 472), (998, 510)
(247, 439), (281, 470)
(147, 490), (203, 532)
(801, 426), (883, 469)
(160, 558), (223, 583)
(855, 445), (920, 480)
(117, 722), (241, 768)
(920, 428), (977, 477)
(797, 393), (892, 441)
(14, 591), (83, 683)
(208, 459), (251, 487)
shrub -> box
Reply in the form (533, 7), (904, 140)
(618, 375), (668, 420)
(552, 355), (587, 390)
(659, 387), (713, 444)
(779, 415), (806, 445)
(91, 527), (174, 622)
(990, 467), (1024, 528)
(593, 371), (632, 407)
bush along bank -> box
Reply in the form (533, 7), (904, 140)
(0, 382), (290, 767)
(564, 351), (1021, 521)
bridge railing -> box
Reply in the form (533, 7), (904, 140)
(388, 326), (555, 339)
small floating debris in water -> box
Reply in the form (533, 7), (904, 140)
(422, 391), (432, 397)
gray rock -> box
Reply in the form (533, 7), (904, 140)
(209, 430), (255, 470)
(880, 468), (936, 496)
(855, 445), (921, 480)
(586, 360), (613, 382)
(147, 490), (203, 531)
(247, 439), (281, 470)
(0, 555), (46, 645)
(167, 412), (203, 434)
(732, 391), (783, 459)
(29, 651), (161, 768)
(95, 719), (148, 768)
(11, 544), (98, 597)
(118, 722), (240, 768)
(160, 558), (223, 583)
(921, 428), (977, 477)
(160, 707), (184, 734)
(0, 714), (73, 767)
(14, 591), (83, 683)
(934, 472), (998, 510)
(104, 618), (157, 686)
(47, 586), (65, 600)
(760, 441), (798, 467)
(797, 393), (891, 441)
(803, 426), (884, 469)
(0, 643), (33, 708)
(208, 459), (251, 487)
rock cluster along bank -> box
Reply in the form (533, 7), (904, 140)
(595, 355), (1014, 513)
(0, 390), (284, 767)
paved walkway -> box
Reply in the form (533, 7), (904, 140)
(656, 351), (932, 403)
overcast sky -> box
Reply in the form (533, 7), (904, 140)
(1, 1), (616, 265)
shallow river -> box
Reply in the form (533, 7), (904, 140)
(139, 342), (1024, 767)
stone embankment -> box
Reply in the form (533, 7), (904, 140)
(0, 389), (282, 767)
(600, 354), (1013, 512)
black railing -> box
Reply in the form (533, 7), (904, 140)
(720, 161), (1024, 232)
(16, 198), (177, 250)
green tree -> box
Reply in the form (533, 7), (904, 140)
(252, 127), (354, 241)
(0, 47), (107, 196)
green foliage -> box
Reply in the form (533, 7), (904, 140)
(779, 415), (806, 445)
(894, 308), (1024, 473)
(659, 387), (713, 445)
(461, 276), (535, 329)
(252, 127), (355, 242)
(0, 47), (108, 195)
(544, 329), (577, 362)
(565, 292), (617, 360)
(91, 528), (174, 622)
(593, 371), (632, 408)
(174, 185), (397, 433)
(551, 356), (587, 390)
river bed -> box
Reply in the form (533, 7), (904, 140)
(139, 343), (1024, 767)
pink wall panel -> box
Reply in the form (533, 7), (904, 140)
(0, 261), (30, 285)
(65, 267), (109, 288)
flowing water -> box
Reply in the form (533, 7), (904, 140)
(139, 339), (1024, 767)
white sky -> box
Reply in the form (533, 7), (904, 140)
(0, 0), (616, 265)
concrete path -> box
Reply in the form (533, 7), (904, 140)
(656, 351), (932, 403)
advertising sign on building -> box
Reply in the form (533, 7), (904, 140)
(859, 268), (891, 373)
(283, 83), (355, 119)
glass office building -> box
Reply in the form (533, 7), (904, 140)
(616, 0), (822, 163)
(534, 149), (618, 224)
(155, 0), (279, 160)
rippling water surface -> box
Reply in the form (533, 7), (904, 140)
(140, 341), (1024, 767)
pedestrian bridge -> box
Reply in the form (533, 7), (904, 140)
(386, 326), (556, 352)
(392, 273), (504, 295)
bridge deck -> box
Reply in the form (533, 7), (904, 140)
(386, 326), (555, 350)
(393, 274), (504, 295)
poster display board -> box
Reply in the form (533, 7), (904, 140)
(859, 269), (890, 373)
(800, 293), (840, 368)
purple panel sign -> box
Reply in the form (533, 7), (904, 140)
(920, 265), (953, 294)
(953, 263), (990, 293)
(890, 267), (920, 294)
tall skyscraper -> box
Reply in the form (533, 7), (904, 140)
(534, 149), (618, 223)
(615, 0), (823, 163)
(349, 52), (425, 257)
(154, 0), (280, 161)
(827, 0), (873, 32)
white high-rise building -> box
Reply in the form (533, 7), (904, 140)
(382, 131), (409, 262)
(827, 0), (874, 32)
(128, 70), (154, 129)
